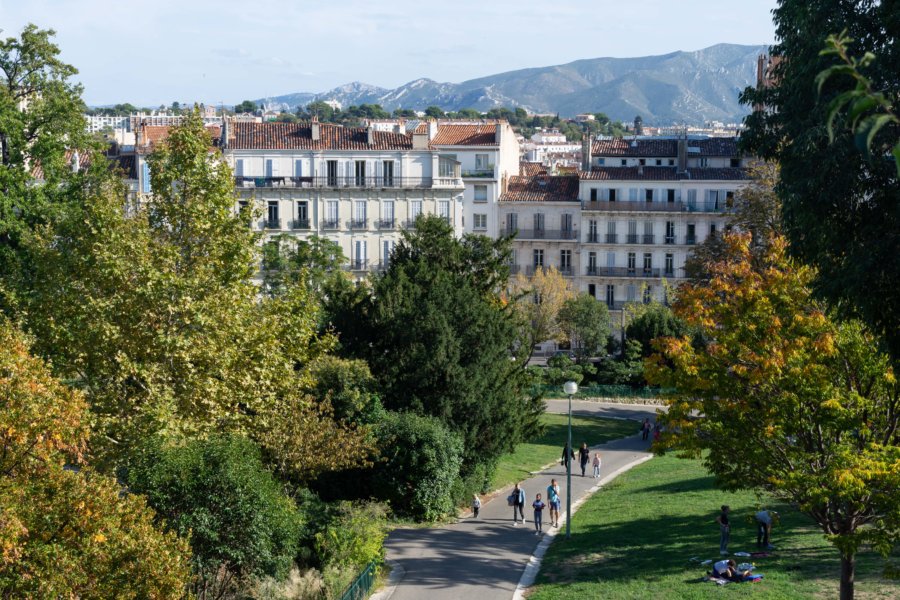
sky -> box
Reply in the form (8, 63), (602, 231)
(0, 0), (779, 107)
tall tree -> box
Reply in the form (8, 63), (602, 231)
(509, 267), (574, 352)
(558, 293), (610, 360)
(625, 302), (690, 358)
(261, 233), (347, 297)
(646, 233), (900, 600)
(740, 1), (900, 361)
(0, 24), (93, 307)
(0, 320), (190, 598)
(332, 216), (536, 486)
(20, 112), (369, 473)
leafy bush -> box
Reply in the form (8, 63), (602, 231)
(370, 411), (463, 520)
(315, 501), (388, 569)
(126, 434), (304, 598)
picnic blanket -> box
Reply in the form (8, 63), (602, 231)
(706, 573), (764, 585)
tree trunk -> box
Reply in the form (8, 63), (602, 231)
(840, 552), (855, 600)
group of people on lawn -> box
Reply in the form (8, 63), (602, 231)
(712, 504), (777, 581)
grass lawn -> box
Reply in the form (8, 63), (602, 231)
(529, 454), (897, 599)
(491, 413), (636, 491)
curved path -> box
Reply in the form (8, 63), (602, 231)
(378, 401), (660, 600)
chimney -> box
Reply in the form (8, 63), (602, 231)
(412, 132), (429, 150)
(135, 124), (143, 148)
(311, 115), (320, 142)
(222, 117), (230, 150)
(581, 132), (591, 171)
(677, 134), (687, 174)
(71, 150), (80, 173)
(367, 125), (375, 145)
(495, 122), (503, 145)
(427, 118), (439, 140)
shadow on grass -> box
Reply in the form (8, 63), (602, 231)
(534, 419), (635, 449)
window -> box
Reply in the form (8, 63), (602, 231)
(355, 161), (366, 186)
(294, 159), (302, 177)
(506, 213), (518, 233)
(643, 221), (654, 243)
(588, 283), (596, 298)
(606, 284), (615, 308)
(265, 159), (276, 178)
(643, 252), (652, 273)
(235, 159), (244, 177)
(533, 213), (545, 232)
(665, 221), (675, 244)
(699, 157), (709, 167)
(588, 219), (598, 242)
(587, 251), (597, 275)
(608, 188), (617, 202)
(474, 213), (487, 229)
(474, 185), (488, 202)
(382, 200), (395, 224)
(561, 213), (573, 236)
(626, 284), (636, 302)
(627, 220), (638, 244)
(590, 188), (598, 202)
(353, 240), (367, 270)
(709, 222), (717, 238)
(621, 159), (627, 166)
(669, 159), (675, 166)
(639, 158), (646, 166)
(643, 285), (652, 304)
(382, 240), (395, 269)
(627, 252), (636, 273)
(665, 253), (674, 276)
(656, 159), (662, 166)
(560, 249), (572, 272)
(533, 248), (544, 267)
(475, 153), (490, 170)
(383, 160), (394, 186)
(686, 223), (696, 244)
(354, 200), (367, 227)
(326, 160), (338, 186)
(730, 158), (740, 168)
(687, 189), (697, 209)
(266, 200), (279, 228)
(597, 158), (605, 166)
(644, 189), (653, 202)
(411, 200), (423, 220)
(296, 201), (308, 228)
(141, 161), (151, 193)
(667, 189), (676, 203)
(438, 200), (450, 223)
(606, 221), (617, 243)
(326, 200), (339, 227)
(628, 188), (638, 202)
(606, 252), (615, 268)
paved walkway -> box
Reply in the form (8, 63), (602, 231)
(380, 402), (659, 600)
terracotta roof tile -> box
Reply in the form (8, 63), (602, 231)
(30, 149), (92, 179)
(499, 175), (580, 202)
(228, 121), (414, 150)
(591, 137), (741, 157)
(431, 124), (498, 146)
(137, 124), (221, 153)
(579, 166), (747, 181)
(519, 161), (547, 176)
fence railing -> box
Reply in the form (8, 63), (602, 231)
(537, 384), (672, 400)
(340, 561), (377, 600)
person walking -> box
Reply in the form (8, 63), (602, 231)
(532, 493), (546, 535)
(592, 451), (602, 478)
(546, 478), (561, 527)
(641, 418), (651, 441)
(471, 494), (481, 519)
(716, 505), (731, 555)
(511, 483), (526, 525)
(561, 444), (574, 471)
(578, 442), (590, 477)
(653, 423), (662, 443)
(755, 508), (776, 549)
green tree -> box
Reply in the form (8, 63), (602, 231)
(509, 266), (574, 350)
(304, 101), (335, 121)
(21, 113), (369, 473)
(332, 216), (536, 491)
(558, 293), (610, 360)
(0, 320), (190, 598)
(127, 434), (304, 599)
(233, 99), (258, 113)
(595, 339), (644, 386)
(646, 233), (900, 600)
(392, 108), (417, 118)
(261, 233), (347, 296)
(625, 302), (690, 358)
(0, 24), (93, 306)
(424, 105), (445, 118)
(740, 0), (900, 362)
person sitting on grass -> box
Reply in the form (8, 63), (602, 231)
(712, 559), (751, 582)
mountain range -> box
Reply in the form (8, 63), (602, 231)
(255, 43), (768, 125)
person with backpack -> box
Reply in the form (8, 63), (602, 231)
(546, 478), (561, 527)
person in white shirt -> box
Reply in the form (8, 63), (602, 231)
(755, 509), (776, 549)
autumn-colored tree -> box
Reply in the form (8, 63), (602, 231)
(0, 319), (191, 598)
(510, 266), (574, 350)
(21, 112), (370, 474)
(646, 233), (900, 600)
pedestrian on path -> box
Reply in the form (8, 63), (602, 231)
(547, 479), (561, 527)
(641, 418), (651, 441)
(532, 493), (546, 534)
(579, 442), (590, 477)
(653, 423), (662, 443)
(561, 444), (574, 470)
(716, 505), (731, 555)
(471, 494), (481, 518)
(510, 483), (526, 525)
(592, 451), (602, 478)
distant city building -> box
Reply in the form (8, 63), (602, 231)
(530, 129), (568, 144)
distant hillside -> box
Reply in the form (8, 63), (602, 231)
(256, 43), (767, 125)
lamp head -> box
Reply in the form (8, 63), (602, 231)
(563, 380), (578, 396)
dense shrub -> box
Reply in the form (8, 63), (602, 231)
(370, 411), (463, 520)
(126, 434), (304, 598)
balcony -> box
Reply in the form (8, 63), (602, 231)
(291, 219), (310, 230)
(403, 219), (418, 230)
(348, 260), (369, 271)
(583, 266), (662, 278)
(642, 234), (655, 244)
(558, 266), (574, 277)
(585, 233), (599, 243)
(501, 228), (578, 241)
(261, 219), (280, 230)
(461, 167), (494, 178)
(347, 219), (369, 231)
(664, 236), (676, 245)
(582, 200), (730, 214)
(626, 234), (640, 244)
(685, 236), (697, 245)
(234, 175), (462, 190)
(322, 219), (340, 230)
(377, 218), (396, 230)
(508, 264), (522, 275)
(605, 233), (618, 243)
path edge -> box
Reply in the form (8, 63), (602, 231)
(511, 454), (655, 600)
(369, 558), (405, 600)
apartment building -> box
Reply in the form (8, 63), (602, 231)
(580, 136), (746, 308)
(498, 175), (581, 278)
(219, 118), (464, 273)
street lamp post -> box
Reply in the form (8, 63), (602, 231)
(563, 380), (578, 539)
